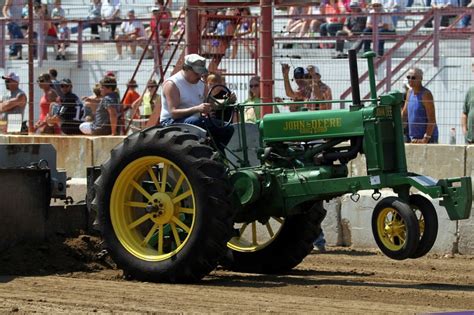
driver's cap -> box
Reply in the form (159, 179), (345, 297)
(184, 54), (208, 75)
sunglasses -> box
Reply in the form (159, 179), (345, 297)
(60, 84), (70, 88)
(4, 80), (11, 83)
(406, 76), (417, 80)
(249, 84), (259, 88)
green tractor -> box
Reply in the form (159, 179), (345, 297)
(93, 51), (472, 282)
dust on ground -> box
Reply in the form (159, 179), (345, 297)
(0, 236), (473, 313)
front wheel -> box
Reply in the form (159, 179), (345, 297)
(95, 127), (235, 282)
(408, 194), (438, 259)
(371, 197), (420, 260)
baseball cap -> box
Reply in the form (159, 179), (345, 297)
(128, 9), (135, 14)
(311, 65), (321, 75)
(349, 1), (360, 7)
(372, 0), (382, 5)
(60, 78), (72, 86)
(2, 72), (19, 82)
(184, 54), (208, 75)
(293, 67), (307, 79)
(151, 7), (160, 12)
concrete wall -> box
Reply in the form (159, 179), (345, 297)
(1, 135), (473, 254)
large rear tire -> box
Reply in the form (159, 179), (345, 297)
(224, 201), (326, 274)
(95, 126), (235, 282)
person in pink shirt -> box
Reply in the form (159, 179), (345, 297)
(35, 72), (58, 134)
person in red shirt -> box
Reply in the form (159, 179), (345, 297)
(35, 73), (59, 134)
(123, 79), (140, 120)
(147, 1), (172, 42)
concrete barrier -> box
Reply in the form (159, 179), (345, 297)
(350, 144), (466, 179)
(8, 135), (93, 178)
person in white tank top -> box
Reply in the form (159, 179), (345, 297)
(160, 54), (234, 152)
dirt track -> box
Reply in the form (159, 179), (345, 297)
(0, 237), (473, 314)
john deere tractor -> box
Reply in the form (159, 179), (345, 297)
(93, 51), (472, 283)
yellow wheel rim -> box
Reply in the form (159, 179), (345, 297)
(377, 207), (409, 251)
(110, 156), (196, 261)
(227, 217), (284, 252)
(412, 207), (425, 237)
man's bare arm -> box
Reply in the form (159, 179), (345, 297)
(0, 94), (26, 113)
(3, 0), (12, 18)
(163, 80), (211, 119)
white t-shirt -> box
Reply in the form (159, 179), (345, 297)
(160, 71), (205, 122)
(120, 20), (145, 37)
(367, 8), (395, 30)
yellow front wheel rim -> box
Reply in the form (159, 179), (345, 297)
(110, 156), (196, 261)
(227, 217), (284, 252)
(377, 207), (408, 251)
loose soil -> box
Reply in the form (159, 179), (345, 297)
(0, 236), (473, 313)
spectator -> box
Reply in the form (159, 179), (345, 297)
(160, 54), (234, 152)
(101, 0), (121, 40)
(461, 82), (474, 143)
(3, 0), (24, 60)
(44, 14), (59, 60)
(47, 78), (84, 135)
(80, 76), (121, 135)
(286, 6), (311, 38)
(333, 1), (367, 58)
(361, 0), (395, 56)
(381, 0), (404, 27)
(88, 0), (102, 39)
(122, 79), (140, 120)
(402, 68), (438, 143)
(34, 73), (57, 133)
(114, 9), (146, 60)
(147, 1), (172, 42)
(0, 72), (27, 133)
(281, 63), (312, 111)
(206, 73), (234, 122)
(460, 0), (473, 28)
(132, 79), (160, 119)
(307, 65), (333, 110)
(319, 0), (346, 49)
(242, 76), (261, 123)
(49, 68), (63, 98)
(231, 8), (255, 59)
(57, 19), (70, 60)
(82, 83), (102, 118)
(51, 0), (65, 22)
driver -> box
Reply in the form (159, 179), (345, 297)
(160, 54), (234, 151)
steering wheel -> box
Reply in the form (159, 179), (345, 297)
(205, 84), (235, 128)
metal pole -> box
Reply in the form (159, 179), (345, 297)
(471, 10), (474, 57)
(28, 0), (34, 134)
(0, 20), (5, 69)
(77, 21), (83, 68)
(185, 0), (199, 54)
(260, 0), (273, 116)
(433, 9), (440, 67)
(385, 55), (392, 92)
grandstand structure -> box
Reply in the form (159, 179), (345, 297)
(0, 0), (473, 143)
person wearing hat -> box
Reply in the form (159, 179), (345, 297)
(281, 63), (312, 111)
(160, 53), (234, 151)
(361, 0), (395, 56)
(332, 1), (367, 59)
(114, 9), (146, 60)
(0, 72), (27, 133)
(307, 65), (333, 110)
(47, 78), (84, 135)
